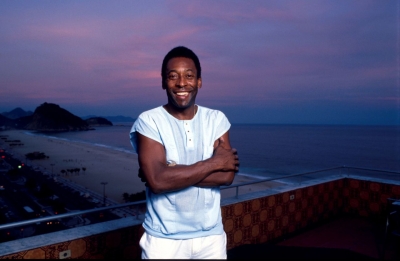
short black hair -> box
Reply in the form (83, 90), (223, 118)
(161, 46), (201, 84)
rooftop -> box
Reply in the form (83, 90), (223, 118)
(1, 165), (400, 259)
(228, 215), (399, 260)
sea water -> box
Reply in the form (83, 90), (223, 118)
(40, 124), (400, 179)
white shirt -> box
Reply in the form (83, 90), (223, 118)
(130, 105), (231, 239)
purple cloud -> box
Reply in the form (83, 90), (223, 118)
(0, 0), (397, 124)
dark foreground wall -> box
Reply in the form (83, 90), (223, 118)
(1, 177), (399, 259)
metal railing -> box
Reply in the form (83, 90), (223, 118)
(221, 165), (400, 198)
(220, 166), (343, 198)
(1, 166), (399, 233)
(0, 200), (145, 231)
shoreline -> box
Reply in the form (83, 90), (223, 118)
(0, 130), (280, 203)
(0, 130), (145, 203)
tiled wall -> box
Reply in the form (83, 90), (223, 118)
(222, 178), (345, 249)
(1, 178), (399, 259)
(222, 178), (400, 250)
(343, 178), (400, 217)
(0, 224), (145, 259)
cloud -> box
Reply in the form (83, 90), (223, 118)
(0, 0), (397, 124)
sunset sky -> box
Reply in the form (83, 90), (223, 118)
(1, 0), (398, 125)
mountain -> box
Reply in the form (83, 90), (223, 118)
(0, 114), (16, 130)
(82, 115), (136, 123)
(1, 107), (33, 119)
(85, 117), (113, 126)
(1, 104), (135, 131)
(20, 103), (90, 132)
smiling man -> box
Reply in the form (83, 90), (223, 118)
(130, 46), (239, 259)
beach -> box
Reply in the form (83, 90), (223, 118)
(0, 130), (276, 204)
(0, 130), (145, 203)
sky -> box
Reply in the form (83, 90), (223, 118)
(0, 0), (399, 125)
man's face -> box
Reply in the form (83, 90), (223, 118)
(163, 57), (202, 110)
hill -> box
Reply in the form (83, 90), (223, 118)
(82, 115), (136, 123)
(0, 114), (16, 130)
(1, 105), (135, 131)
(18, 103), (90, 132)
(1, 107), (33, 119)
(85, 117), (113, 126)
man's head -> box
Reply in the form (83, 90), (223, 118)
(161, 46), (201, 88)
(161, 46), (202, 113)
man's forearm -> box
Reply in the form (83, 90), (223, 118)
(195, 171), (235, 187)
(143, 157), (227, 194)
(137, 132), (239, 194)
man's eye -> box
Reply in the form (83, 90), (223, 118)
(168, 74), (178, 80)
(186, 74), (194, 79)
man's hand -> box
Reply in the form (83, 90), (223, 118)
(194, 133), (239, 187)
(212, 136), (239, 173)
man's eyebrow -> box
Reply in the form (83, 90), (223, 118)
(167, 68), (195, 74)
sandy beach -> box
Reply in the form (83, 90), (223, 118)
(0, 130), (278, 203)
(0, 130), (145, 203)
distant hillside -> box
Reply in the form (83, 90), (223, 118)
(0, 114), (16, 129)
(1, 105), (135, 131)
(1, 107), (33, 119)
(85, 117), (113, 126)
(20, 103), (90, 132)
(82, 115), (136, 123)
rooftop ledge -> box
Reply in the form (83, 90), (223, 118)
(0, 217), (143, 256)
(1, 166), (399, 258)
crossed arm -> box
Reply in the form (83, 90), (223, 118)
(136, 131), (239, 194)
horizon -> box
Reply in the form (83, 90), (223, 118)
(1, 1), (399, 125)
(2, 104), (399, 127)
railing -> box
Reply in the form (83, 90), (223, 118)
(341, 166), (400, 176)
(220, 166), (343, 198)
(0, 200), (145, 231)
(221, 165), (400, 198)
(1, 166), (399, 235)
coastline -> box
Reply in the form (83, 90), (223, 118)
(0, 130), (278, 203)
(0, 130), (144, 203)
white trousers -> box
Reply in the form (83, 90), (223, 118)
(139, 231), (227, 259)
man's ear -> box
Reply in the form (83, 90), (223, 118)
(197, 77), (202, 89)
(162, 80), (166, 90)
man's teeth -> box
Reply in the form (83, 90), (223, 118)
(176, 92), (189, 96)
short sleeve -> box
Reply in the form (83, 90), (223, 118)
(214, 111), (231, 139)
(129, 111), (163, 153)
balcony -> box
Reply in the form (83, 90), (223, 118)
(1, 167), (399, 259)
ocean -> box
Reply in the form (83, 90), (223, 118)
(41, 124), (400, 180)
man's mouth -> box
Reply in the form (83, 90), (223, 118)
(176, 92), (189, 97)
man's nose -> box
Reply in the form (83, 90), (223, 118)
(177, 76), (187, 87)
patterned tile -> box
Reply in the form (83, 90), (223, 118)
(1, 178), (400, 258)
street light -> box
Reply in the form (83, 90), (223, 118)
(100, 182), (108, 206)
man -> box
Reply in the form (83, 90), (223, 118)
(130, 46), (239, 259)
